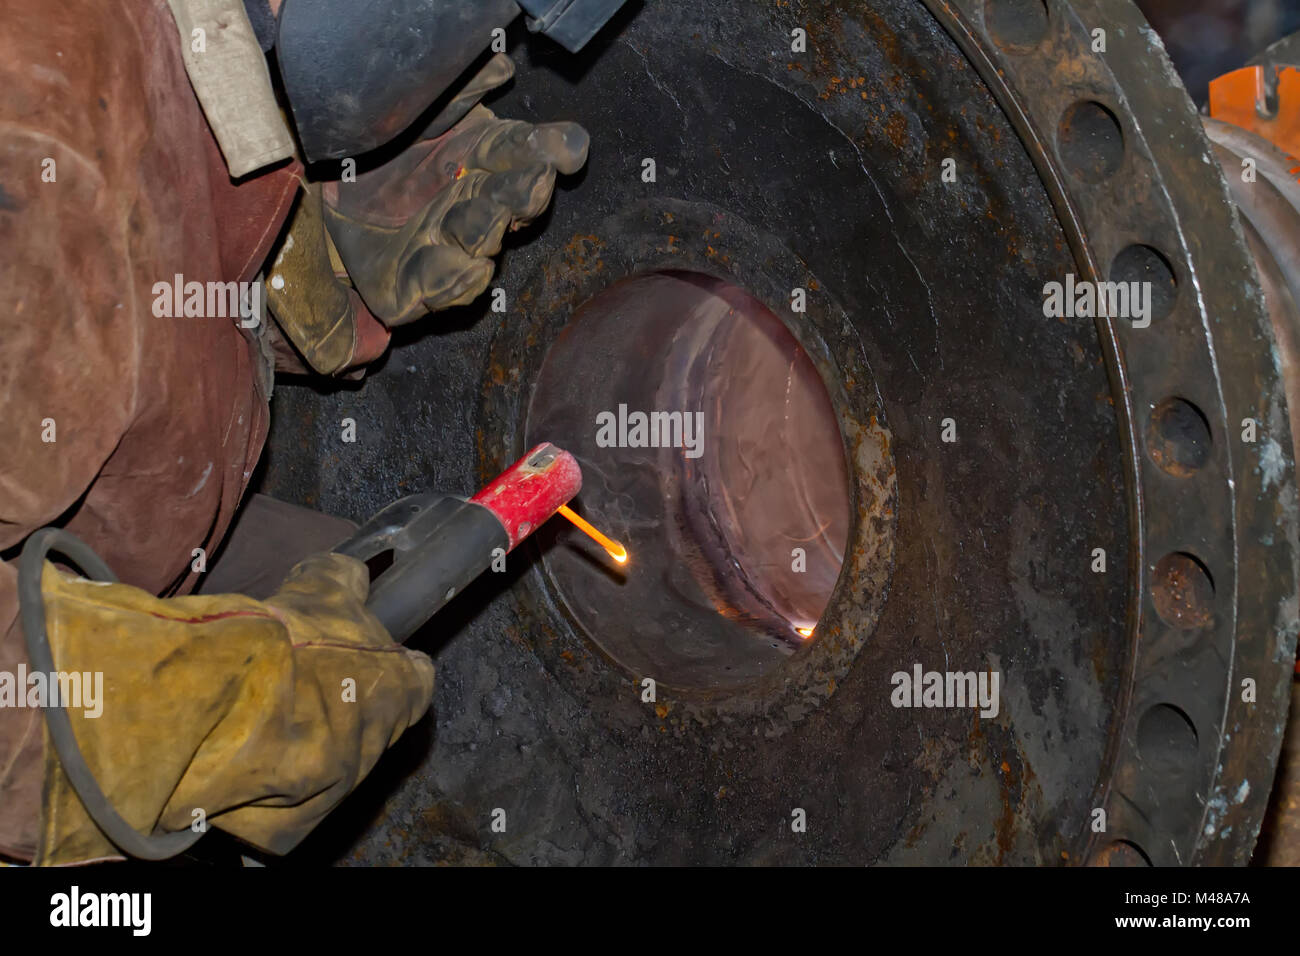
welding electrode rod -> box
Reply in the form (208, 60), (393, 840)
(557, 504), (628, 563)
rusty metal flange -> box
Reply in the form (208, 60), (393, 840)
(263, 0), (1300, 865)
(922, 0), (1300, 864)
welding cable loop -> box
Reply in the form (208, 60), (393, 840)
(18, 527), (204, 860)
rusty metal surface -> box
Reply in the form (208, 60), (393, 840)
(919, 0), (1300, 865)
(1256, 680), (1300, 866)
(1205, 118), (1300, 481)
(260, 0), (1297, 865)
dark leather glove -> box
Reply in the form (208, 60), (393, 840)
(321, 54), (589, 326)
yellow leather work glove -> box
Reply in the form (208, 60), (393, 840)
(33, 552), (433, 865)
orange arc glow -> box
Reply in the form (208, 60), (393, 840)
(557, 504), (628, 564)
(796, 627), (815, 639)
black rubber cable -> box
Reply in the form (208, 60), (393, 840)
(18, 527), (203, 860)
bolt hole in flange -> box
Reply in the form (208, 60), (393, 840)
(525, 271), (855, 693)
(1089, 840), (1153, 867)
(1136, 702), (1200, 776)
(1058, 100), (1125, 184)
(1146, 397), (1212, 477)
(1151, 552), (1215, 629)
(1110, 244), (1178, 325)
(983, 0), (1049, 53)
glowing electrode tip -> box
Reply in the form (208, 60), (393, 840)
(557, 504), (629, 566)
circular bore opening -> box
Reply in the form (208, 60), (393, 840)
(1057, 101), (1125, 184)
(1089, 840), (1152, 867)
(1110, 244), (1178, 325)
(984, 0), (1049, 53)
(1151, 551), (1215, 629)
(526, 271), (853, 693)
(1147, 397), (1212, 477)
(1136, 702), (1199, 775)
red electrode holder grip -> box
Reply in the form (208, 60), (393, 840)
(336, 442), (582, 642)
(471, 443), (584, 550)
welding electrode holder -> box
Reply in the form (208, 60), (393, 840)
(333, 494), (510, 645)
(333, 441), (585, 643)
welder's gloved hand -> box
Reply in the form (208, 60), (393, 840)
(33, 553), (433, 865)
(321, 53), (589, 326)
(264, 184), (392, 377)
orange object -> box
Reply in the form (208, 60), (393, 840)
(1209, 65), (1300, 173)
(557, 504), (628, 564)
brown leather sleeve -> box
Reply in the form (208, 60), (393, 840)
(0, 0), (284, 859)
(0, 2), (150, 860)
(0, 105), (139, 551)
